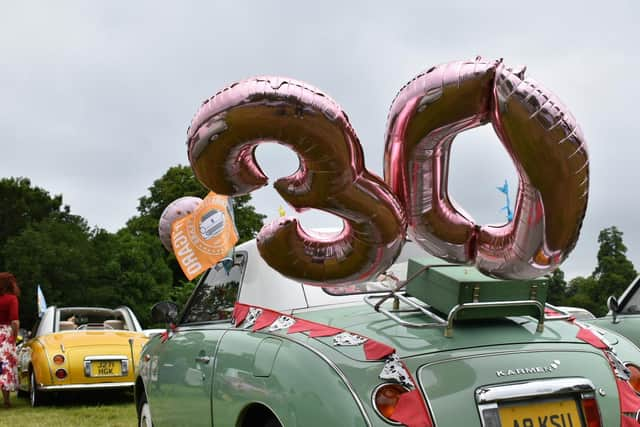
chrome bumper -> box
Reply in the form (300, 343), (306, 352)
(38, 382), (135, 392)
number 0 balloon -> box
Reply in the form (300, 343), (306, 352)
(384, 57), (588, 279)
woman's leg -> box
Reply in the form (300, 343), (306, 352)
(2, 389), (10, 407)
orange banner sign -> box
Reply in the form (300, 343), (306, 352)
(171, 192), (239, 280)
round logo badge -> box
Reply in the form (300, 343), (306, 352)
(199, 209), (225, 240)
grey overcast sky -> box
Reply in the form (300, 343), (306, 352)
(1, 1), (638, 280)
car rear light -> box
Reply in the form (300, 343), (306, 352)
(373, 383), (408, 420)
(627, 364), (640, 393)
(55, 368), (67, 379)
(53, 354), (65, 365)
(580, 395), (602, 427)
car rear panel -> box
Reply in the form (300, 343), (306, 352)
(38, 331), (146, 387)
(292, 305), (629, 426)
(414, 346), (618, 426)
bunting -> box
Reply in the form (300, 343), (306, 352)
(231, 302), (433, 427)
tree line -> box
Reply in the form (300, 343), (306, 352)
(1, 168), (637, 328)
(545, 226), (637, 316)
(0, 166), (265, 329)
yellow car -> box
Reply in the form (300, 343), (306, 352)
(17, 305), (148, 406)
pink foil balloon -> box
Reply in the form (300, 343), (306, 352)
(385, 58), (498, 264)
(186, 77), (407, 286)
(384, 58), (588, 279)
(158, 196), (203, 252)
(479, 63), (589, 278)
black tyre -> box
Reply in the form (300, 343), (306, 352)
(138, 392), (153, 427)
(29, 370), (46, 407)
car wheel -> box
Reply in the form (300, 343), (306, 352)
(138, 393), (153, 427)
(29, 371), (45, 407)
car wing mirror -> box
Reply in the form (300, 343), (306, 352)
(607, 296), (620, 323)
(151, 301), (179, 325)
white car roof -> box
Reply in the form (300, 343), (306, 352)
(236, 237), (423, 312)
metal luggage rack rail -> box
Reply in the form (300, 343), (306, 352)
(364, 263), (572, 337)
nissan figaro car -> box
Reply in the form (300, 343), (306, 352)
(17, 305), (148, 406)
(135, 239), (640, 427)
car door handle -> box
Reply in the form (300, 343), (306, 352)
(195, 356), (211, 364)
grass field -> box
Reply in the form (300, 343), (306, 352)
(0, 391), (137, 427)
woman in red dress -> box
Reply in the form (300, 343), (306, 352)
(0, 272), (20, 409)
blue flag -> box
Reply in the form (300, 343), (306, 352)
(497, 179), (514, 222)
(37, 285), (47, 317)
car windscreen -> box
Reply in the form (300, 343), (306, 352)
(621, 286), (640, 313)
(180, 251), (247, 324)
(57, 308), (131, 331)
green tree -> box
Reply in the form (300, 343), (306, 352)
(125, 165), (266, 287)
(3, 216), (173, 329)
(2, 213), (95, 329)
(233, 194), (268, 244)
(562, 227), (636, 317)
(95, 230), (173, 326)
(127, 165), (208, 236)
(0, 177), (64, 270)
(592, 226), (637, 302)
(545, 268), (567, 306)
(127, 165), (265, 243)
(565, 276), (602, 316)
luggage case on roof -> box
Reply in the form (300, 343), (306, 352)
(405, 257), (548, 322)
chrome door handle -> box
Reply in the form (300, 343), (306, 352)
(195, 356), (211, 364)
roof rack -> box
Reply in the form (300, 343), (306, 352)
(364, 258), (572, 337)
(365, 292), (573, 337)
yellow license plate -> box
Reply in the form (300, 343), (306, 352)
(91, 360), (122, 377)
(499, 398), (584, 427)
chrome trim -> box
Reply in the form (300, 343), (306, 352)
(446, 300), (545, 337)
(231, 328), (373, 427)
(414, 368), (439, 427)
(365, 292), (550, 337)
(84, 355), (128, 361)
(544, 304), (573, 321)
(38, 381), (135, 391)
(476, 377), (595, 404)
(370, 383), (406, 425)
(128, 337), (135, 376)
(364, 292), (447, 328)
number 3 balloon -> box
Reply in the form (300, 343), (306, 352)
(186, 77), (407, 286)
(384, 57), (588, 279)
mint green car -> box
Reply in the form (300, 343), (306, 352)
(135, 239), (640, 427)
(589, 276), (640, 349)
